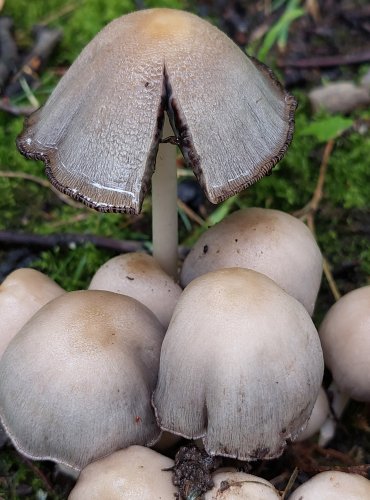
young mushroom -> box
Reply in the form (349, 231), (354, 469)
(318, 285), (370, 445)
(68, 446), (177, 499)
(17, 8), (296, 276)
(0, 268), (64, 357)
(289, 471), (370, 499)
(181, 207), (323, 315)
(294, 387), (330, 442)
(153, 268), (324, 460)
(88, 252), (182, 328)
(0, 290), (165, 470)
(204, 471), (281, 499)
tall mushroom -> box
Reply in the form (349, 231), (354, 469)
(17, 8), (296, 276)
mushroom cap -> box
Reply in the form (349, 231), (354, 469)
(88, 253), (182, 328)
(319, 286), (370, 401)
(289, 471), (370, 500)
(153, 268), (324, 460)
(295, 386), (329, 441)
(180, 207), (323, 315)
(17, 9), (296, 214)
(0, 268), (64, 357)
(0, 290), (165, 470)
(204, 471), (281, 499)
(68, 446), (177, 500)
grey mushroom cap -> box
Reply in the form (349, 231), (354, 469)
(180, 207), (323, 315)
(153, 268), (324, 461)
(68, 446), (177, 499)
(0, 290), (165, 470)
(88, 253), (182, 328)
(319, 285), (370, 402)
(289, 471), (370, 499)
(17, 8), (296, 214)
(0, 268), (64, 357)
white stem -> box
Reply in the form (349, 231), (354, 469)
(319, 381), (350, 447)
(152, 114), (178, 279)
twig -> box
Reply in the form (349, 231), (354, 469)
(292, 139), (341, 302)
(281, 50), (370, 68)
(177, 198), (206, 227)
(322, 258), (342, 301)
(39, 0), (85, 25)
(281, 467), (298, 500)
(293, 139), (335, 218)
(0, 98), (36, 116)
(0, 230), (146, 252)
(0, 231), (190, 259)
(18, 455), (55, 495)
(0, 169), (87, 209)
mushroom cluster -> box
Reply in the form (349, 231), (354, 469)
(0, 6), (356, 499)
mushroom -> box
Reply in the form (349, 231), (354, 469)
(0, 268), (64, 357)
(0, 290), (165, 470)
(153, 268), (324, 460)
(68, 446), (177, 499)
(88, 252), (182, 328)
(205, 471), (281, 499)
(180, 207), (323, 315)
(17, 8), (296, 277)
(294, 387), (330, 442)
(289, 471), (370, 499)
(317, 285), (370, 445)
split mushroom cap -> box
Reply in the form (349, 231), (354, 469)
(0, 290), (165, 470)
(0, 268), (64, 357)
(180, 207), (323, 315)
(295, 386), (329, 441)
(88, 253), (182, 328)
(153, 268), (324, 461)
(319, 285), (370, 401)
(204, 471), (281, 499)
(68, 446), (177, 500)
(17, 8), (296, 214)
(289, 471), (370, 500)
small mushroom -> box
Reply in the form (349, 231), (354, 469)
(88, 253), (182, 328)
(17, 8), (296, 276)
(0, 290), (164, 470)
(68, 446), (177, 499)
(153, 268), (324, 460)
(318, 285), (370, 445)
(0, 268), (64, 357)
(289, 471), (370, 499)
(295, 387), (330, 442)
(180, 207), (322, 315)
(205, 471), (281, 499)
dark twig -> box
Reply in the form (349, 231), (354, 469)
(0, 98), (36, 116)
(0, 231), (148, 253)
(281, 50), (370, 68)
(0, 231), (190, 259)
(0, 17), (19, 93)
(18, 455), (55, 496)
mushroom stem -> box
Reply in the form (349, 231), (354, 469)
(318, 381), (350, 447)
(152, 114), (178, 279)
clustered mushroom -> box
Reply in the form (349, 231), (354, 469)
(153, 268), (324, 460)
(180, 207), (323, 315)
(0, 290), (164, 470)
(0, 268), (64, 357)
(318, 285), (370, 446)
(0, 5), (360, 499)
